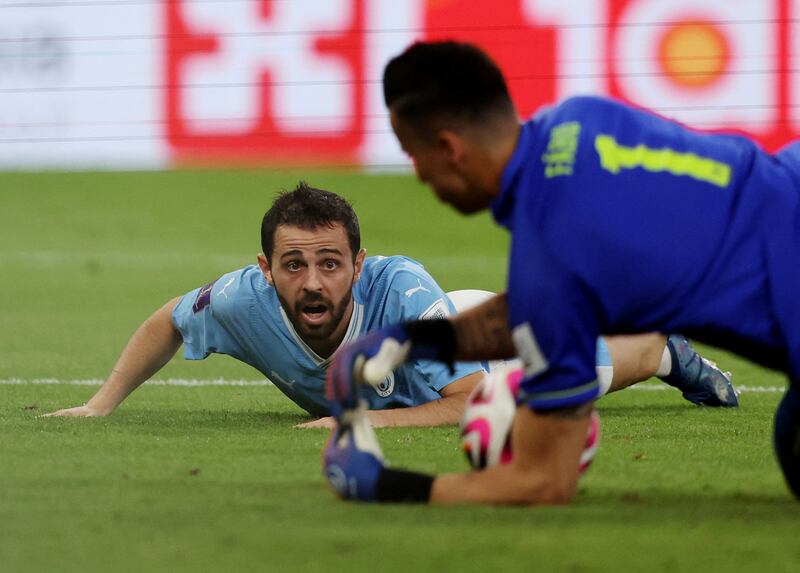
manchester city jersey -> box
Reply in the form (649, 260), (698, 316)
(171, 256), (483, 416)
(494, 96), (800, 410)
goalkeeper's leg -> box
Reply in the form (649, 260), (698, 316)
(774, 382), (800, 499)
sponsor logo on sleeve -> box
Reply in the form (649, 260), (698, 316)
(269, 370), (296, 389)
(217, 277), (236, 299)
(192, 281), (216, 313)
(404, 279), (432, 298)
(419, 298), (450, 320)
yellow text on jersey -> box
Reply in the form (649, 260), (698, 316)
(594, 134), (732, 188)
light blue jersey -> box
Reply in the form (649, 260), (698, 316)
(172, 256), (484, 416)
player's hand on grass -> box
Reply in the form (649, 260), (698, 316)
(295, 416), (336, 429)
(323, 403), (385, 501)
(41, 405), (108, 418)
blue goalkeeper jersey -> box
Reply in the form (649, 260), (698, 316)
(171, 256), (484, 416)
(494, 95), (800, 410)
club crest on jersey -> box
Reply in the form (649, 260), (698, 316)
(374, 372), (395, 397)
(192, 280), (217, 313)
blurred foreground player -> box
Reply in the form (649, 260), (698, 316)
(44, 184), (730, 428)
(323, 41), (800, 504)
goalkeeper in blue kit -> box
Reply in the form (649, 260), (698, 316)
(323, 41), (800, 504)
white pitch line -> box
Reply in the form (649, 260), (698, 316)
(0, 379), (787, 393)
(628, 384), (786, 394)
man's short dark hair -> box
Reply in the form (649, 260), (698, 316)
(261, 182), (361, 261)
(383, 41), (514, 128)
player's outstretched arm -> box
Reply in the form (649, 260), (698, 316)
(42, 297), (183, 417)
(297, 371), (482, 429)
(368, 370), (481, 427)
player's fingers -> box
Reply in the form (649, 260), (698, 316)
(295, 417), (335, 429)
(39, 409), (73, 418)
(40, 407), (97, 418)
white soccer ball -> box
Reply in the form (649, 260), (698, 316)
(460, 365), (600, 474)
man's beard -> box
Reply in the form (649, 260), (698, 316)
(276, 288), (353, 343)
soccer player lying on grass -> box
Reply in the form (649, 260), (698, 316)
(44, 184), (733, 428)
(323, 41), (800, 504)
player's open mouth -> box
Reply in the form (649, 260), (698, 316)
(301, 304), (329, 324)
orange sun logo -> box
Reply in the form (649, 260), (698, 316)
(658, 20), (731, 89)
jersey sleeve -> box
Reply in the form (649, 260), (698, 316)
(381, 260), (485, 393)
(507, 242), (601, 411)
(171, 273), (248, 361)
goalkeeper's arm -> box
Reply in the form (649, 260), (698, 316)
(325, 292), (590, 505)
(325, 399), (592, 505)
(356, 293), (516, 388)
(450, 292), (516, 361)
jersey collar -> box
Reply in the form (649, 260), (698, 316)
(492, 120), (534, 228)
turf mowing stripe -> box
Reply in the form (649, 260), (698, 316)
(0, 379), (787, 393)
(0, 251), (507, 271)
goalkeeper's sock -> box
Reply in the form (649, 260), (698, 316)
(774, 384), (800, 499)
(655, 346), (672, 377)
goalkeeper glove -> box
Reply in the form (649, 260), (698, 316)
(325, 320), (457, 419)
(323, 402), (385, 501)
(323, 403), (434, 503)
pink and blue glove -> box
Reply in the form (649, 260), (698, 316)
(325, 320), (457, 420)
(325, 325), (410, 419)
(323, 404), (385, 501)
(322, 320), (452, 503)
(322, 403), (435, 503)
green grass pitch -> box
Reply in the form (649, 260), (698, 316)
(0, 170), (797, 572)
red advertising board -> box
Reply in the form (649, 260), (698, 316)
(165, 0), (800, 165)
(165, 0), (366, 164)
(426, 0), (797, 152)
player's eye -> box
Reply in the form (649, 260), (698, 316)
(286, 261), (303, 272)
(323, 259), (338, 270)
